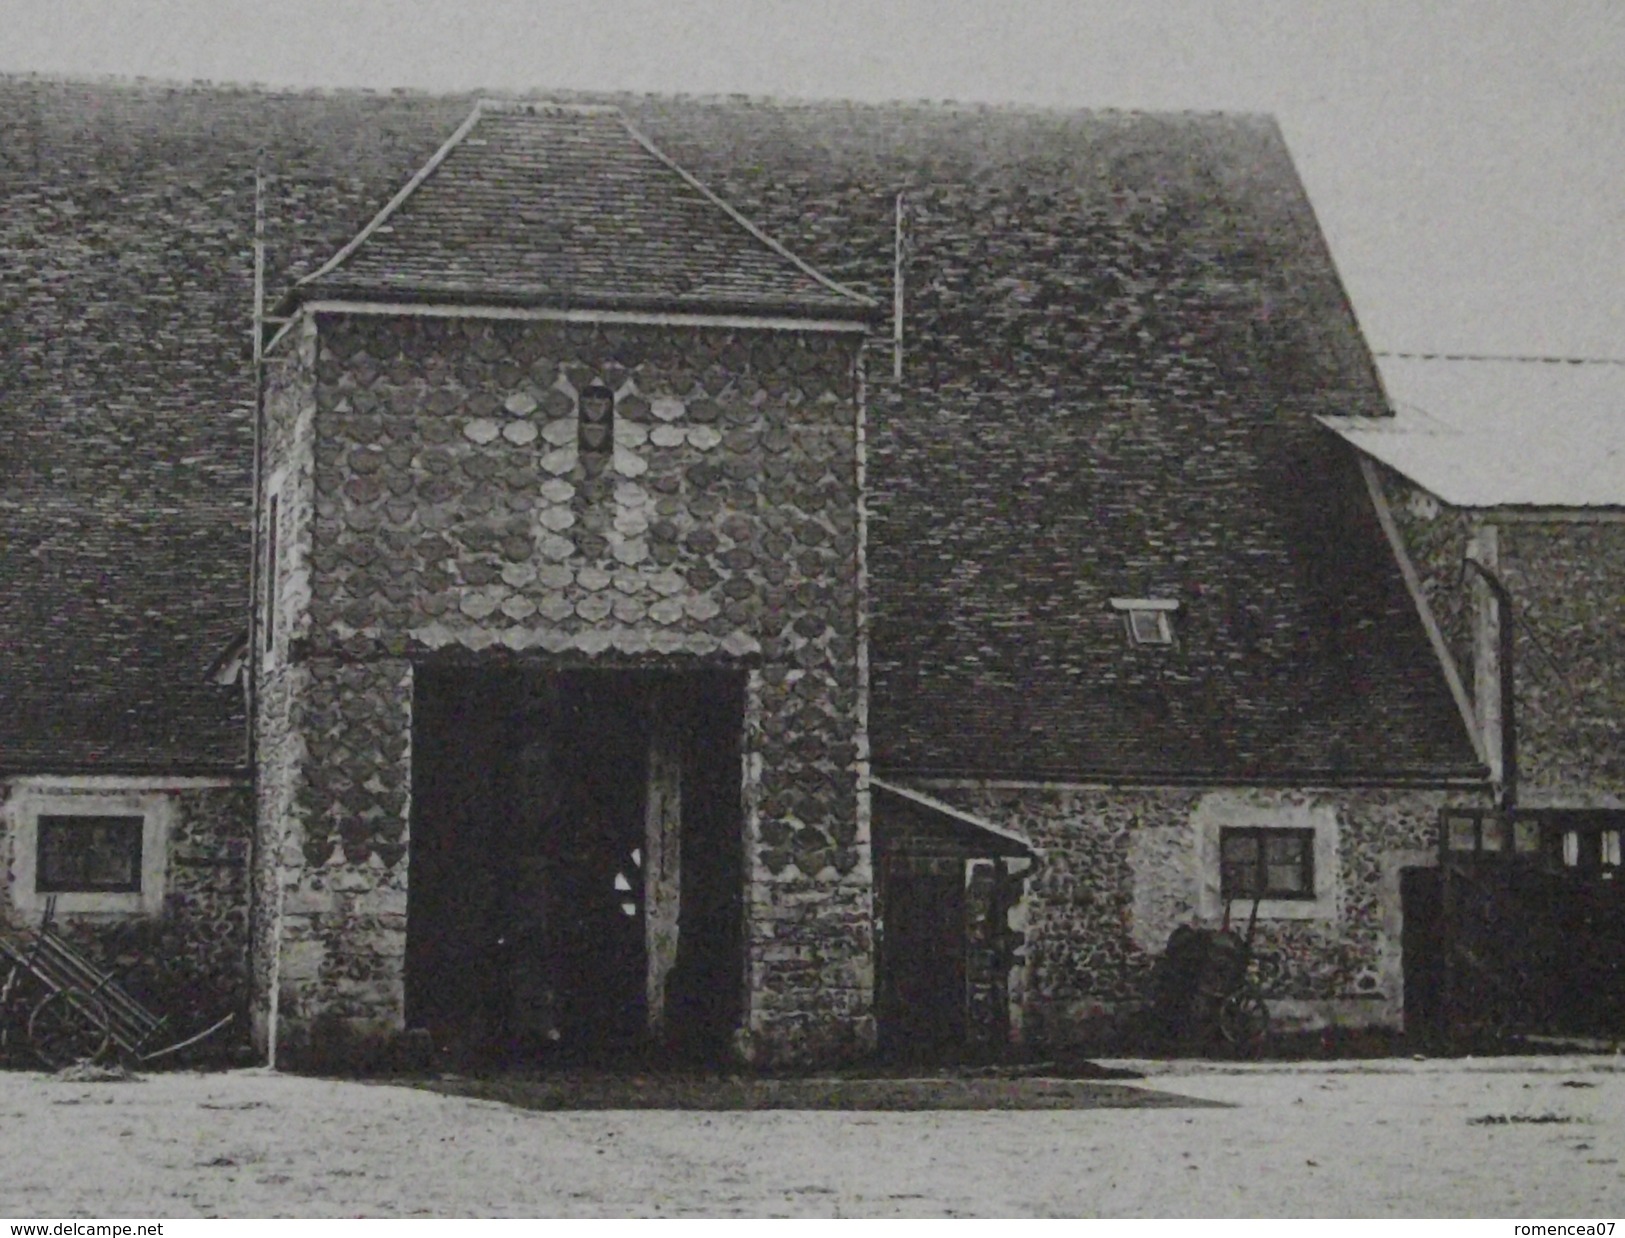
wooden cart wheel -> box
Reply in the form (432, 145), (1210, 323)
(28, 989), (113, 1069)
(1217, 986), (1270, 1052)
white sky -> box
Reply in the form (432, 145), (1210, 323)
(3, 0), (1621, 358)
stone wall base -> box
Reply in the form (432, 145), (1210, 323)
(1264, 996), (1402, 1032)
(736, 1012), (877, 1070)
(268, 1009), (879, 1074)
(1029, 994), (1405, 1052)
(272, 1014), (436, 1075)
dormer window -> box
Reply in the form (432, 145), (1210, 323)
(1110, 597), (1178, 646)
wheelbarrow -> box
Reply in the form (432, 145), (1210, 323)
(1145, 896), (1271, 1052)
(0, 898), (234, 1069)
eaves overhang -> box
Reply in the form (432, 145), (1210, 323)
(882, 765), (1493, 791)
(275, 285), (880, 326)
(0, 760), (251, 780)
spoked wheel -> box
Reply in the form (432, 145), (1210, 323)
(29, 989), (113, 1069)
(1217, 986), (1270, 1054)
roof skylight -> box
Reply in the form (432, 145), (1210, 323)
(1109, 597), (1179, 647)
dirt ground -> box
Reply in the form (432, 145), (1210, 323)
(1, 1055), (1622, 1218)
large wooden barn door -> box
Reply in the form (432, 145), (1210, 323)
(407, 667), (745, 1065)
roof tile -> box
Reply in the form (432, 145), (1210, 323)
(297, 101), (874, 317)
(0, 78), (1481, 778)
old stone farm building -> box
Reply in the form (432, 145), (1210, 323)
(2, 78), (1618, 1067)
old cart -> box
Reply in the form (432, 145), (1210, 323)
(1146, 897), (1272, 1052)
(0, 898), (233, 1068)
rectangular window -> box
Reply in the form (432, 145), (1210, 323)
(36, 815), (144, 893)
(1109, 598), (1178, 647)
(1127, 609), (1172, 646)
(1533, 811), (1625, 872)
(1559, 827), (1624, 871)
(1220, 827), (1315, 901)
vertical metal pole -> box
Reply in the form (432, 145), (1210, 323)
(892, 191), (905, 383)
(248, 154), (266, 683)
(248, 151), (277, 1068)
(1463, 556), (1518, 813)
(253, 157), (265, 371)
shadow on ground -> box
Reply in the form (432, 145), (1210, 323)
(415, 1072), (1226, 1111)
(388, 1025), (1622, 1111)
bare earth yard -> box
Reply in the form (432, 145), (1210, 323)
(1, 1056), (1622, 1218)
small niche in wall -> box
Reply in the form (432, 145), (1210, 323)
(578, 382), (616, 471)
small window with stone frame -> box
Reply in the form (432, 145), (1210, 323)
(36, 815), (145, 894)
(1219, 826), (1315, 901)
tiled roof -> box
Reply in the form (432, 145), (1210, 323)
(0, 80), (265, 771)
(872, 779), (1035, 857)
(0, 499), (246, 771)
(0, 78), (1481, 779)
(292, 100), (875, 318)
(1321, 356), (1625, 508)
(618, 98), (1480, 780)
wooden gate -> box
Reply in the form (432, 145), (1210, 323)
(1436, 807), (1625, 1039)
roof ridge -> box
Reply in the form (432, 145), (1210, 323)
(615, 113), (878, 311)
(1377, 350), (1625, 367)
(0, 68), (476, 102)
(0, 72), (1279, 126)
(475, 97), (620, 116)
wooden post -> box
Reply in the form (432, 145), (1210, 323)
(1467, 525), (1504, 791)
(644, 702), (682, 1036)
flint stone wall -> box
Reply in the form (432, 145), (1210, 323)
(1, 779), (252, 1047)
(251, 317), (317, 1047)
(257, 312), (873, 1066)
(916, 781), (1462, 1045)
(1377, 464), (1625, 805)
(1499, 521), (1625, 803)
(1374, 465), (1478, 696)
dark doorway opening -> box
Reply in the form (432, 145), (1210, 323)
(872, 785), (1033, 1064)
(406, 666), (744, 1065)
(877, 854), (968, 1061)
(1400, 866), (1443, 1040)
